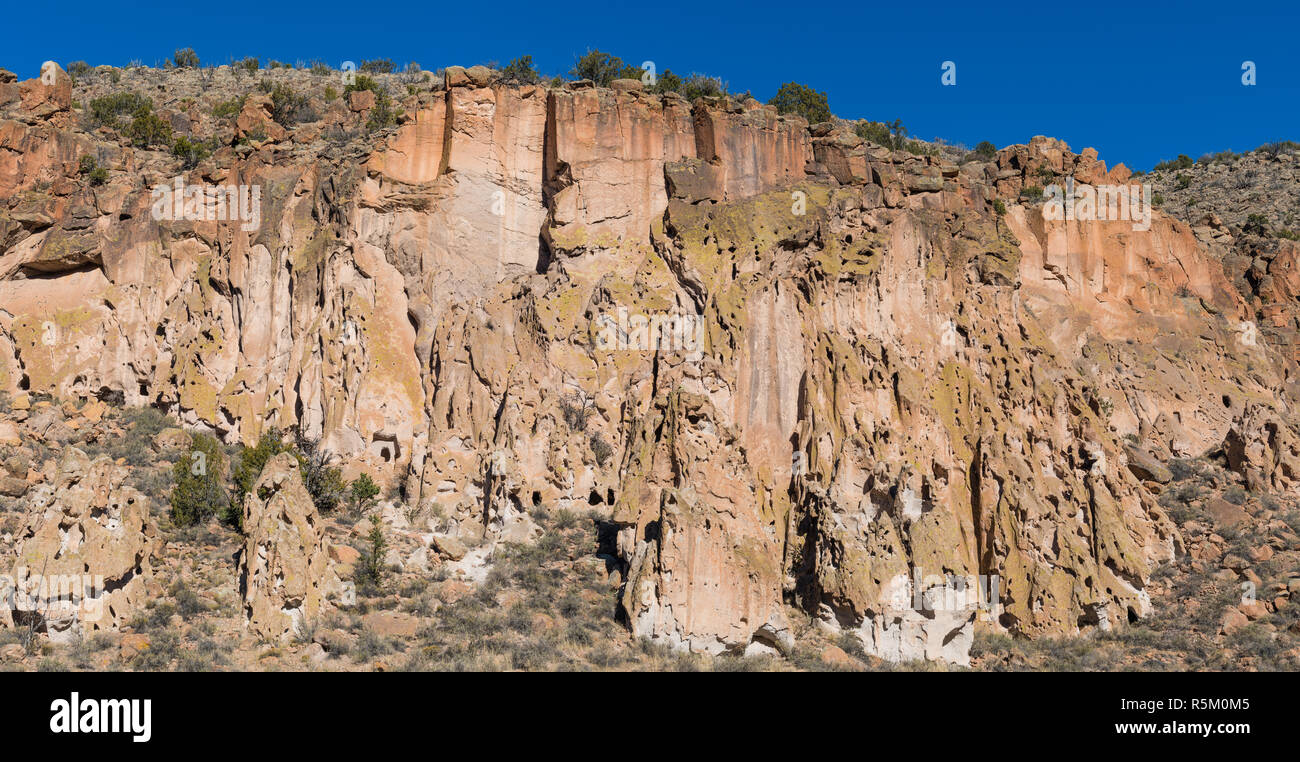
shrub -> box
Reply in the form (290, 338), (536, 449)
(971, 140), (997, 160)
(993, 198), (1007, 216)
(211, 95), (244, 119)
(78, 154), (108, 185)
(501, 55), (540, 84)
(88, 92), (152, 127)
(67, 61), (92, 78)
(650, 69), (683, 94)
(560, 394), (594, 432)
(360, 58), (395, 74)
(171, 136), (213, 169)
(294, 433), (346, 513)
(228, 428), (292, 528)
(170, 433), (228, 527)
(173, 48), (200, 69)
(569, 49), (639, 86)
(680, 73), (725, 100)
(268, 82), (309, 126)
(122, 105), (172, 148)
(767, 81), (831, 124)
(589, 434), (613, 466)
(855, 119), (910, 151)
(356, 515), (389, 590)
(235, 56), (259, 73)
(1021, 185), (1044, 202)
(349, 474), (381, 515)
(1152, 154), (1193, 172)
(1243, 213), (1269, 236)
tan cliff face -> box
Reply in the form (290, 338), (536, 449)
(2, 63), (1297, 663)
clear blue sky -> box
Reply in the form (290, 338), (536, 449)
(4, 0), (1296, 170)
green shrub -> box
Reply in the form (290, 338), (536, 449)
(569, 49), (639, 86)
(171, 136), (213, 169)
(78, 154), (108, 185)
(211, 95), (244, 118)
(993, 198), (1007, 216)
(1152, 154), (1193, 172)
(122, 104), (171, 148)
(67, 61), (92, 78)
(650, 69), (683, 94)
(349, 474), (381, 515)
(971, 140), (997, 160)
(1021, 184), (1044, 202)
(235, 56), (259, 73)
(88, 92), (152, 127)
(170, 433), (228, 527)
(356, 515), (389, 590)
(228, 428), (293, 529)
(173, 48), (200, 69)
(501, 55), (540, 84)
(767, 81), (831, 124)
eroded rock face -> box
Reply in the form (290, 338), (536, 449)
(238, 453), (341, 641)
(4, 66), (1299, 663)
(1, 448), (156, 643)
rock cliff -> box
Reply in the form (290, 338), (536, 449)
(2, 62), (1297, 664)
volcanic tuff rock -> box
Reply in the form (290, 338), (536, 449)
(238, 452), (343, 641)
(2, 63), (1298, 663)
(1, 446), (157, 642)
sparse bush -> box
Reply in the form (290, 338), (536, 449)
(992, 198), (1007, 216)
(211, 95), (244, 119)
(360, 58), (395, 74)
(67, 61), (92, 78)
(268, 82), (310, 126)
(235, 56), (260, 73)
(173, 48), (200, 69)
(560, 394), (594, 432)
(295, 433), (346, 513)
(589, 434), (613, 466)
(971, 140), (997, 160)
(1152, 154), (1194, 172)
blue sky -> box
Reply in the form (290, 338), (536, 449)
(4, 0), (1296, 170)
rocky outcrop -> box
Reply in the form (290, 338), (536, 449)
(238, 452), (342, 641)
(1, 447), (157, 643)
